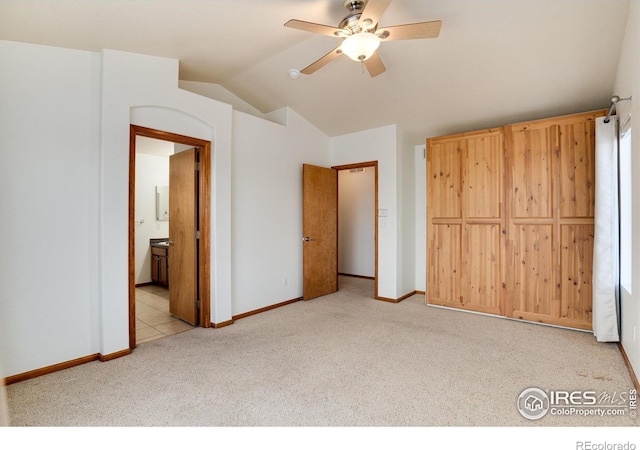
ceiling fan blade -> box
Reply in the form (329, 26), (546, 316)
(358, 0), (391, 30)
(364, 51), (386, 77)
(300, 46), (343, 75)
(376, 20), (442, 41)
(284, 19), (348, 38)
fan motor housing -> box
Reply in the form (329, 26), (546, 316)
(344, 0), (366, 12)
(340, 0), (369, 34)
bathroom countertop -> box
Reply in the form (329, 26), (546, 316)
(150, 238), (169, 248)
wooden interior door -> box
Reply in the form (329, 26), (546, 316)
(427, 129), (503, 315)
(169, 147), (198, 325)
(302, 164), (338, 300)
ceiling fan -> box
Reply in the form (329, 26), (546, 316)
(285, 0), (442, 77)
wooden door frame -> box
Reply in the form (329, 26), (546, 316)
(332, 161), (379, 300)
(128, 125), (212, 349)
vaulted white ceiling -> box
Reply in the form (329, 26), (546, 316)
(0, 0), (631, 145)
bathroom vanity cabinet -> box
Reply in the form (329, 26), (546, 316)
(150, 242), (169, 287)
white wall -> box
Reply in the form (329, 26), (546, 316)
(0, 38), (346, 378)
(397, 131), (416, 297)
(414, 145), (427, 293)
(338, 168), (375, 278)
(0, 40), (339, 377)
(179, 80), (265, 119)
(0, 41), (101, 376)
(231, 107), (330, 315)
(101, 49), (237, 354)
(613, 0), (640, 379)
(134, 152), (170, 285)
(330, 125), (402, 299)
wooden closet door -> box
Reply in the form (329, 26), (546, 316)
(427, 129), (504, 315)
(427, 139), (463, 307)
(557, 117), (597, 328)
(462, 131), (504, 315)
(504, 111), (603, 330)
(504, 122), (558, 324)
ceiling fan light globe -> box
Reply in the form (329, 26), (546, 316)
(341, 32), (380, 62)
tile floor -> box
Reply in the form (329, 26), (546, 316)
(135, 285), (194, 345)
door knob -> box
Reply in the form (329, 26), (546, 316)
(302, 236), (313, 242)
(168, 240), (174, 245)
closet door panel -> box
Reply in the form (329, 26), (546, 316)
(510, 224), (557, 320)
(428, 141), (462, 218)
(428, 224), (461, 306)
(462, 224), (501, 314)
(510, 126), (554, 219)
(506, 122), (558, 323)
(560, 224), (594, 329)
(559, 120), (596, 218)
(465, 133), (502, 219)
(427, 137), (463, 308)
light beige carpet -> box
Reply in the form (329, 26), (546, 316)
(4, 277), (638, 427)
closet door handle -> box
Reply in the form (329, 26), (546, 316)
(302, 236), (313, 242)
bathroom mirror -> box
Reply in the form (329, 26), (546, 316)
(156, 185), (169, 221)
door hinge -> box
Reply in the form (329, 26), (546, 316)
(195, 230), (200, 240)
(195, 162), (200, 171)
(196, 299), (200, 309)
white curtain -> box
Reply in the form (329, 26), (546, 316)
(592, 116), (620, 342)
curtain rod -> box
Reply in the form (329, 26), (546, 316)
(604, 95), (632, 123)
